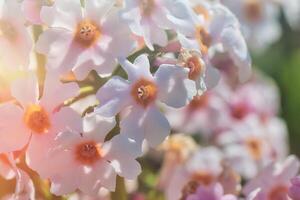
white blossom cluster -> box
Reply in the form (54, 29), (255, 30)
(0, 0), (298, 200)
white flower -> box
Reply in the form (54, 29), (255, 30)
(0, 0), (32, 70)
(120, 0), (193, 50)
(36, 0), (136, 80)
(178, 1), (251, 85)
(44, 113), (141, 196)
(220, 0), (282, 51)
(96, 54), (196, 150)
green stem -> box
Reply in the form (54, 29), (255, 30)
(32, 25), (47, 93)
(111, 176), (127, 200)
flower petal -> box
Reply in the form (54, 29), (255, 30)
(278, 155), (300, 182)
(40, 0), (82, 30)
(52, 107), (83, 133)
(40, 71), (79, 111)
(35, 28), (74, 73)
(144, 106), (170, 148)
(11, 74), (39, 107)
(155, 64), (196, 108)
(118, 55), (152, 82)
(204, 63), (221, 89)
(105, 134), (141, 180)
(0, 103), (30, 153)
(85, 0), (115, 23)
(95, 76), (130, 117)
(119, 106), (146, 148)
(220, 27), (252, 82)
(14, 168), (35, 200)
(22, 0), (43, 25)
(83, 113), (116, 143)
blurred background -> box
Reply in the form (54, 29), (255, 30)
(252, 12), (300, 156)
(0, 0), (299, 199)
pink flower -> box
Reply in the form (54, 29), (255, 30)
(0, 72), (79, 154)
(243, 155), (300, 200)
(185, 183), (237, 200)
(289, 177), (300, 200)
(44, 114), (141, 196)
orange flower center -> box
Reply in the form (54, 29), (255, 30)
(268, 185), (289, 200)
(195, 26), (211, 55)
(23, 104), (51, 134)
(75, 20), (101, 48)
(131, 78), (158, 107)
(185, 56), (205, 80)
(192, 171), (214, 186)
(244, 0), (262, 22)
(75, 141), (102, 165)
(0, 20), (17, 42)
(140, 0), (156, 16)
(246, 137), (262, 160)
(188, 95), (208, 111)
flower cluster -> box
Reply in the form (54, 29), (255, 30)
(0, 0), (298, 199)
(220, 0), (300, 51)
